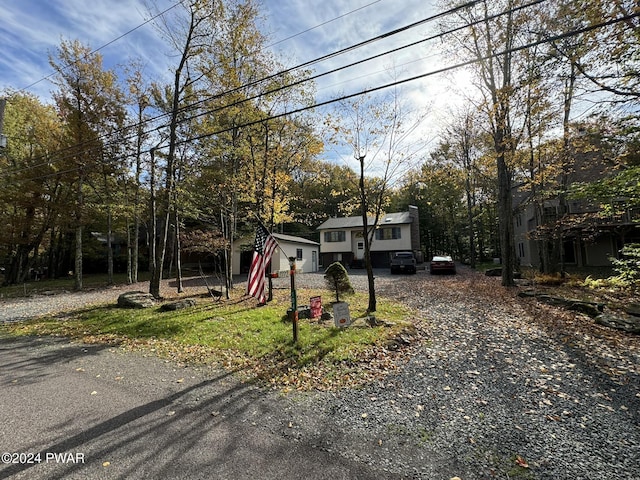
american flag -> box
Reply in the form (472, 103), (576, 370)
(247, 224), (277, 304)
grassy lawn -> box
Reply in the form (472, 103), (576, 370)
(2, 287), (424, 392)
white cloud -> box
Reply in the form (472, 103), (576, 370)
(1, 0), (464, 157)
(0, 0), (174, 96)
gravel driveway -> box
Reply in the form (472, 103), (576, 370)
(1, 267), (639, 479)
(275, 267), (640, 479)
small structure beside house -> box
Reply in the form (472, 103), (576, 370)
(233, 232), (320, 275)
(316, 206), (422, 269)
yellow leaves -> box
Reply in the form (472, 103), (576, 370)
(514, 455), (529, 469)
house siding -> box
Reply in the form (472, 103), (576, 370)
(233, 234), (319, 275)
(317, 209), (421, 268)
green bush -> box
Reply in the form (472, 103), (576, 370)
(610, 243), (640, 290)
(324, 262), (355, 302)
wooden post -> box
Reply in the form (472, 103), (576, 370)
(288, 257), (298, 343)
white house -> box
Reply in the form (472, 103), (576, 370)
(233, 232), (320, 275)
(316, 206), (422, 268)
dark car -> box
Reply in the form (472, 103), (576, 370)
(429, 255), (456, 274)
(390, 251), (417, 274)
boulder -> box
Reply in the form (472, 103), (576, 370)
(485, 268), (522, 279)
(595, 312), (640, 334)
(625, 303), (640, 318)
(518, 291), (605, 317)
(159, 298), (197, 312)
(117, 291), (156, 309)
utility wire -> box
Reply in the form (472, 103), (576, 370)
(14, 7), (638, 186)
(267, 0), (384, 48)
(6, 0), (635, 183)
(1, 0), (487, 177)
(168, 9), (640, 150)
(17, 0), (188, 93)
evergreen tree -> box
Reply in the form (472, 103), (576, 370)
(324, 262), (354, 303)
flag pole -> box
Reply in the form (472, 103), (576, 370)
(254, 217), (299, 343)
(254, 216), (290, 260)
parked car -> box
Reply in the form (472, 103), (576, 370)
(390, 251), (417, 274)
(429, 255), (456, 274)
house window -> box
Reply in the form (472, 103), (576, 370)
(544, 206), (557, 220)
(296, 248), (303, 260)
(518, 242), (525, 258)
(375, 227), (401, 240)
(357, 242), (364, 250)
(324, 231), (346, 242)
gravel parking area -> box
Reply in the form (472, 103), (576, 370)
(2, 267), (639, 479)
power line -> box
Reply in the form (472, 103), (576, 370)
(1, 0), (485, 178)
(110, 7), (640, 155)
(5, 0), (636, 184)
(174, 8), (640, 148)
(17, 0), (188, 93)
(267, 0), (384, 48)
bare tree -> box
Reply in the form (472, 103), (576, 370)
(330, 90), (428, 312)
(440, 0), (541, 286)
(147, 0), (218, 298)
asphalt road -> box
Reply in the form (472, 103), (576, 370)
(0, 335), (404, 480)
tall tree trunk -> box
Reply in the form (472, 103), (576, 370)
(148, 9), (195, 299)
(497, 154), (515, 286)
(133, 139), (141, 284)
(174, 209), (183, 293)
(126, 218), (133, 284)
(465, 183), (476, 268)
(74, 170), (83, 290)
(358, 155), (376, 312)
(149, 148), (160, 298)
(106, 206), (114, 285)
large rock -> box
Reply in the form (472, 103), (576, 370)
(117, 291), (156, 309)
(159, 298), (197, 312)
(518, 290), (604, 317)
(485, 268), (522, 279)
(625, 303), (640, 317)
(596, 312), (640, 334)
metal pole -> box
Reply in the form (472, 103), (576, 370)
(288, 257), (298, 343)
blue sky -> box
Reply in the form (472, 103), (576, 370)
(1, 0), (467, 166)
(1, 0), (456, 104)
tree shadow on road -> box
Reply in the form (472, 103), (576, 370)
(0, 335), (110, 387)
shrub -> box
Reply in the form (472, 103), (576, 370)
(324, 262), (355, 302)
(610, 243), (640, 291)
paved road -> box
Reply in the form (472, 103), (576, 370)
(4, 268), (638, 479)
(0, 335), (404, 480)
